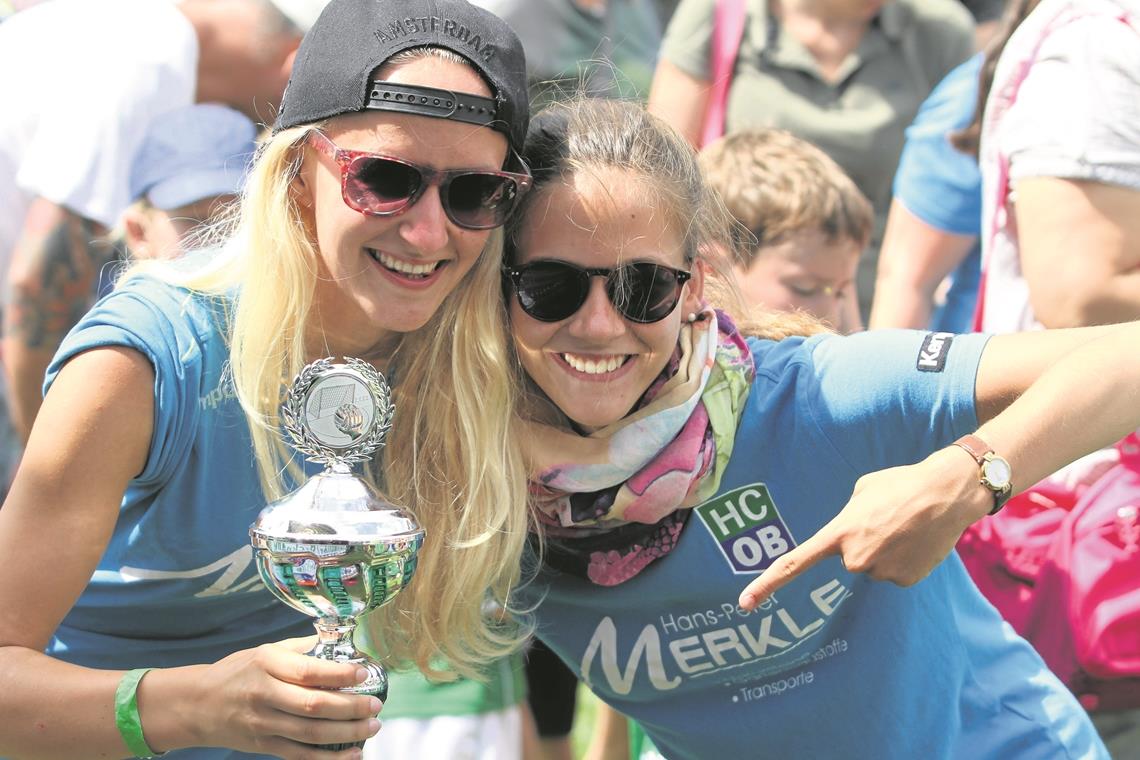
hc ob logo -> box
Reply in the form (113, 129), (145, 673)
(695, 484), (796, 573)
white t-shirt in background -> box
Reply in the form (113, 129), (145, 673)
(979, 0), (1140, 334)
(0, 0), (198, 280)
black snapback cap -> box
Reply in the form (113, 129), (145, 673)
(274, 0), (529, 154)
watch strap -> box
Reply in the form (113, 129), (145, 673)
(952, 433), (992, 464)
(951, 434), (1011, 515)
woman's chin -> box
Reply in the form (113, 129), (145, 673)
(562, 404), (629, 433)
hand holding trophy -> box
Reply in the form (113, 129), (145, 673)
(250, 358), (424, 751)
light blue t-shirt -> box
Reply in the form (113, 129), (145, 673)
(893, 55), (984, 334)
(521, 330), (1106, 759)
(44, 275), (312, 760)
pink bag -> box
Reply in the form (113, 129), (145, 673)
(956, 481), (1077, 634)
(1022, 434), (1140, 711)
(699, 0), (747, 148)
(959, 435), (1140, 710)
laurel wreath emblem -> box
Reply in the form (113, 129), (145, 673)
(282, 357), (394, 467)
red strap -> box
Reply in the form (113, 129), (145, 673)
(699, 0), (747, 148)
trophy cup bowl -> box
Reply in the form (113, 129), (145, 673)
(250, 358), (424, 750)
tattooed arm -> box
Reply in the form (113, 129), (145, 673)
(3, 198), (117, 443)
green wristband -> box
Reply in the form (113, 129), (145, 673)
(115, 668), (165, 759)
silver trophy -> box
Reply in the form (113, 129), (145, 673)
(250, 358), (424, 749)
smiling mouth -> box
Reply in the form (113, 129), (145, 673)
(368, 248), (446, 279)
(560, 353), (631, 375)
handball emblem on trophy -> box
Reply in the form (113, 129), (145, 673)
(334, 403), (365, 437)
(250, 358), (425, 750)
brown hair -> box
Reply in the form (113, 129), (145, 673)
(698, 129), (872, 267)
(950, 0), (1045, 156)
(505, 99), (832, 341)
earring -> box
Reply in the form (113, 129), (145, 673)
(686, 312), (698, 323)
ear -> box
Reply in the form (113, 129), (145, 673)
(683, 257), (707, 315)
(122, 206), (151, 260)
(288, 152), (321, 248)
(290, 148), (315, 209)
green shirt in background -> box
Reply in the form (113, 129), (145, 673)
(380, 651), (528, 719)
(661, 0), (974, 317)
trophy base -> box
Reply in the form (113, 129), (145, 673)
(310, 657), (387, 751)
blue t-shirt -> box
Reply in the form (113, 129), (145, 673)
(893, 55), (984, 334)
(44, 275), (312, 760)
(521, 330), (1106, 759)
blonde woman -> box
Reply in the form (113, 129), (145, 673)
(0, 1), (533, 758)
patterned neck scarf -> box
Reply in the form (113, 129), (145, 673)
(525, 309), (754, 585)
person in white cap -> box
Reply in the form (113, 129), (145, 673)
(0, 0), (330, 454)
(119, 104), (258, 262)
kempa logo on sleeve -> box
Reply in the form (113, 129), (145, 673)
(695, 484), (796, 574)
(916, 332), (954, 372)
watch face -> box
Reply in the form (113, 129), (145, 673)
(982, 456), (1013, 490)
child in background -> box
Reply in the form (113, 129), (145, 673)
(118, 103), (257, 262)
(699, 129), (871, 333)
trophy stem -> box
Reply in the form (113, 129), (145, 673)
(309, 617), (389, 701)
(306, 617), (388, 751)
(313, 617), (359, 660)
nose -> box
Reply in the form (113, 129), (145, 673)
(397, 184), (450, 253)
(566, 277), (626, 340)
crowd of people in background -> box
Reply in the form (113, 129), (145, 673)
(0, 0), (1137, 758)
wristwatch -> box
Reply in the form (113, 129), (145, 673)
(952, 434), (1013, 515)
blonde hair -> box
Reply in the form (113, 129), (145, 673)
(507, 98), (831, 341)
(698, 129), (873, 266)
(132, 47), (531, 679)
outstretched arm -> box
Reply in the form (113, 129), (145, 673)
(738, 321), (1140, 608)
(3, 198), (117, 443)
(0, 347), (379, 759)
(869, 199), (977, 330)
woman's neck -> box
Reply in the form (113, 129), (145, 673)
(770, 0), (874, 82)
(304, 327), (401, 371)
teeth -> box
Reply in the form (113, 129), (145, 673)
(372, 250), (441, 277)
(562, 353), (628, 375)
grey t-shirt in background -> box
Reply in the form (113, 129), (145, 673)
(473, 0), (662, 109)
(660, 0), (974, 319)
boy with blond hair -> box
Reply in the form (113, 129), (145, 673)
(699, 128), (872, 333)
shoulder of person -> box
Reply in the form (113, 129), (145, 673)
(887, 0), (974, 85)
(104, 266), (231, 347)
(1032, 2), (1140, 62)
(108, 273), (208, 321)
(891, 0), (975, 31)
(659, 0), (721, 75)
(662, 0), (719, 37)
(887, 0), (974, 53)
(745, 333), (819, 379)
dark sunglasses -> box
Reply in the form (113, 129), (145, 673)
(504, 260), (692, 324)
(307, 130), (532, 230)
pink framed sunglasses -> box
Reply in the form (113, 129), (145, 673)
(307, 130), (532, 230)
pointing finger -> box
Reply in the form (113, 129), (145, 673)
(738, 528), (839, 610)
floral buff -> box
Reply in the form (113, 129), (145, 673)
(526, 309), (754, 585)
